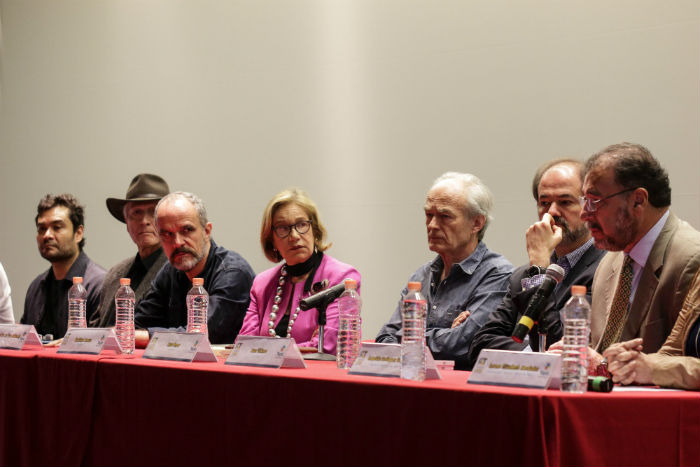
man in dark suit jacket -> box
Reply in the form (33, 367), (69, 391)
(467, 158), (605, 368)
(577, 143), (700, 373)
(90, 174), (170, 327)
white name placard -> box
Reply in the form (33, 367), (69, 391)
(348, 342), (441, 380)
(0, 324), (43, 350)
(467, 349), (561, 389)
(225, 335), (306, 369)
(58, 328), (123, 355)
(142, 331), (217, 362)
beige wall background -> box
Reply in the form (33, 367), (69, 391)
(1, 0), (698, 340)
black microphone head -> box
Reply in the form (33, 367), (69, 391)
(545, 263), (565, 283)
(299, 282), (346, 311)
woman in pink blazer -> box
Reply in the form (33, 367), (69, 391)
(239, 188), (361, 354)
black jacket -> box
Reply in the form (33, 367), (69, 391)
(466, 243), (605, 369)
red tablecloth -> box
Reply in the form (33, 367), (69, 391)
(0, 348), (698, 466)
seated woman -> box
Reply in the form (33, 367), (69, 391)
(604, 269), (700, 390)
(239, 188), (361, 354)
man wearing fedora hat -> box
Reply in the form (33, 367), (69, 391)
(90, 174), (170, 328)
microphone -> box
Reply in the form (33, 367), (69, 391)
(299, 282), (346, 311)
(511, 264), (565, 344)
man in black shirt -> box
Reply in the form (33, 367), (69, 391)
(134, 192), (255, 345)
(21, 194), (106, 339)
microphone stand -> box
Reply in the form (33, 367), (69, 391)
(302, 301), (336, 361)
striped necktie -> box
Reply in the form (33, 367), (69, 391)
(598, 255), (634, 352)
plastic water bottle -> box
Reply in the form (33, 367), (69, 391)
(336, 278), (362, 369)
(67, 276), (87, 329)
(114, 278), (135, 354)
(401, 281), (427, 381)
(186, 277), (209, 337)
(560, 285), (591, 393)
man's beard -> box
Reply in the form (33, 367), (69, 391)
(170, 246), (205, 272)
(552, 216), (589, 245)
(39, 242), (77, 263)
(587, 206), (637, 251)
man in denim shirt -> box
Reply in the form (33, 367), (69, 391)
(376, 172), (513, 370)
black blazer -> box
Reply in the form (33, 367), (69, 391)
(466, 244), (605, 369)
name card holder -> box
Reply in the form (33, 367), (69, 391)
(0, 324), (43, 350)
(58, 328), (123, 355)
(142, 331), (217, 362)
(225, 335), (306, 369)
(467, 349), (561, 389)
(348, 342), (441, 380)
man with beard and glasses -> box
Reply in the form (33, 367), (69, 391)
(22, 194), (106, 339)
(133, 192), (255, 345)
(467, 159), (605, 368)
(549, 142), (700, 376)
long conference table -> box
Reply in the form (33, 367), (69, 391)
(0, 346), (698, 467)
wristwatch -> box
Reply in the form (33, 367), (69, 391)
(526, 265), (546, 277)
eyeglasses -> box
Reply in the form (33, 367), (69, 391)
(273, 220), (312, 238)
(579, 187), (637, 212)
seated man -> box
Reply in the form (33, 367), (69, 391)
(22, 194), (106, 339)
(376, 172), (513, 370)
(90, 173), (170, 327)
(134, 192), (255, 345)
(467, 159), (604, 366)
(552, 142), (700, 374)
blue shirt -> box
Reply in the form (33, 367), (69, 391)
(375, 241), (514, 368)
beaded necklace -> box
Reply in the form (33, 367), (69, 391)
(267, 266), (300, 337)
(267, 251), (324, 338)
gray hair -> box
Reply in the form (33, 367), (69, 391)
(430, 172), (494, 241)
(155, 191), (208, 228)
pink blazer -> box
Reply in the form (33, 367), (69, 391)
(239, 254), (361, 355)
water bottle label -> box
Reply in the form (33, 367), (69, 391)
(57, 328), (122, 355)
(467, 349), (561, 389)
(142, 331), (217, 362)
(225, 335), (306, 369)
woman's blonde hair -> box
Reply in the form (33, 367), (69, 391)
(260, 188), (331, 263)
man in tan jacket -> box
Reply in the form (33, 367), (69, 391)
(566, 142), (700, 375)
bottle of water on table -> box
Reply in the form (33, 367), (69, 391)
(67, 276), (87, 329)
(560, 285), (591, 393)
(401, 281), (427, 381)
(114, 277), (136, 354)
(186, 277), (209, 338)
(337, 278), (362, 369)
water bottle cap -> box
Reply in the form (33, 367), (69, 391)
(72, 276), (83, 284)
(571, 285), (586, 295)
(407, 281), (421, 291)
(119, 278), (131, 286)
(192, 278), (204, 286)
(344, 278), (357, 289)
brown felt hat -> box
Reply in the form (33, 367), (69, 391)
(106, 173), (170, 223)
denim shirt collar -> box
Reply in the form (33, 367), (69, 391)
(429, 241), (487, 278)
